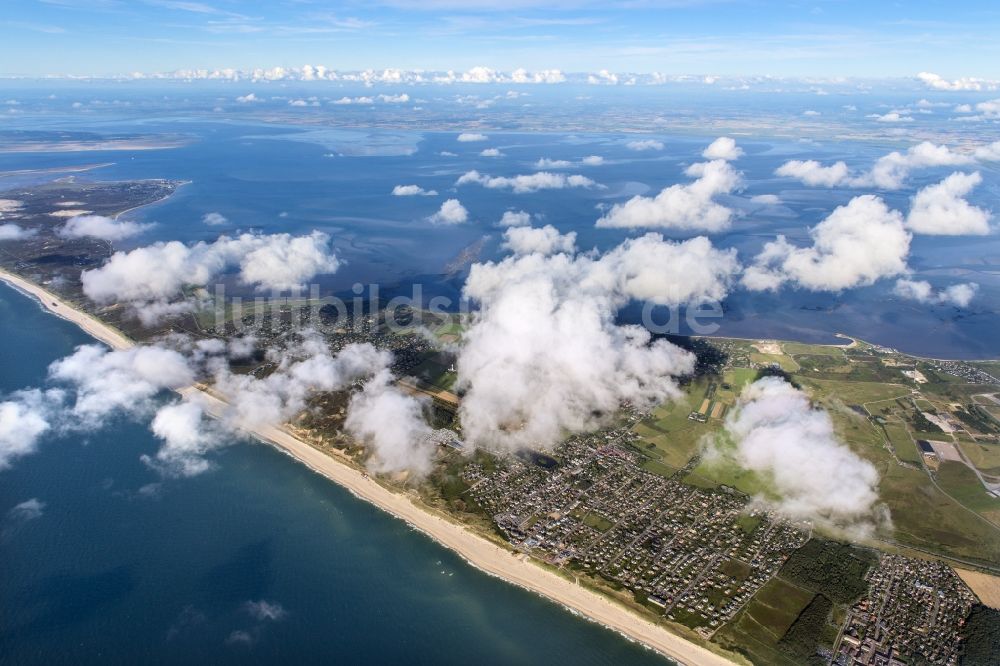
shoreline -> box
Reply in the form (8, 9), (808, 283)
(0, 268), (738, 666)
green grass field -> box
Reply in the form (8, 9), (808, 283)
(750, 352), (799, 372)
(782, 342), (848, 357)
(633, 377), (716, 468)
(879, 462), (1000, 563)
(883, 423), (922, 464)
(936, 461), (1000, 522)
(716, 576), (817, 666)
(960, 441), (1000, 476)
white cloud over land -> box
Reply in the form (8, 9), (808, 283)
(707, 377), (882, 533)
(58, 215), (152, 241)
(0, 224), (34, 241)
(80, 231), (340, 324)
(456, 233), (738, 452)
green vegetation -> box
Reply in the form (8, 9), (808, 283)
(936, 462), (1000, 522)
(879, 463), (1000, 563)
(801, 377), (909, 406)
(883, 423), (922, 464)
(960, 605), (1000, 665)
(716, 576), (817, 666)
(736, 514), (763, 535)
(750, 352), (799, 372)
(782, 342), (846, 356)
(582, 512), (615, 532)
(779, 540), (876, 604)
(632, 376), (713, 468)
(954, 404), (1000, 435)
(960, 441), (1000, 476)
(720, 557), (752, 581)
(777, 594), (833, 664)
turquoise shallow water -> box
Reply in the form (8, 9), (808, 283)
(0, 282), (670, 665)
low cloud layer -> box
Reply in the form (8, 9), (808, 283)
(596, 153), (742, 232)
(202, 212), (228, 226)
(626, 139), (664, 152)
(457, 170), (599, 193)
(428, 199), (469, 225)
(743, 195), (910, 292)
(58, 215), (151, 241)
(392, 185), (438, 196)
(0, 390), (56, 470)
(905, 172), (992, 235)
(775, 142), (974, 190)
(917, 72), (999, 92)
(707, 377), (882, 533)
(894, 279), (979, 307)
(81, 231), (340, 324)
(502, 224), (577, 256)
(345, 368), (436, 476)
(456, 233), (739, 452)
(0, 224), (34, 241)
(0, 330), (440, 478)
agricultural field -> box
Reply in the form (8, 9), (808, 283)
(882, 423), (922, 464)
(716, 576), (824, 666)
(960, 441), (1000, 477)
(628, 335), (1000, 569)
(935, 462), (1000, 523)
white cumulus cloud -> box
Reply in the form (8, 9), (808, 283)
(80, 231), (340, 323)
(427, 199), (469, 225)
(202, 212), (227, 226)
(456, 170), (599, 194)
(502, 225), (577, 256)
(392, 184), (438, 196)
(702, 136), (744, 161)
(905, 172), (992, 235)
(58, 215), (152, 241)
(893, 279), (979, 307)
(595, 158), (742, 232)
(743, 195), (911, 292)
(0, 224), (34, 241)
(917, 72), (999, 92)
(455, 233), (738, 452)
(497, 210), (533, 227)
(345, 368), (436, 477)
(707, 377), (882, 533)
(626, 139), (664, 152)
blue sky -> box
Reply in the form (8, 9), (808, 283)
(2, 0), (999, 78)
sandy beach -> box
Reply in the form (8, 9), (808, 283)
(0, 268), (738, 666)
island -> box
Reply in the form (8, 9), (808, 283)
(2, 177), (999, 666)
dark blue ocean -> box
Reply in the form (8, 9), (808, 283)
(0, 282), (669, 664)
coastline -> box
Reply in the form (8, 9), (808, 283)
(0, 268), (738, 666)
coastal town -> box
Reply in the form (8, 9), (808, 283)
(463, 426), (810, 635)
(834, 555), (976, 665)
